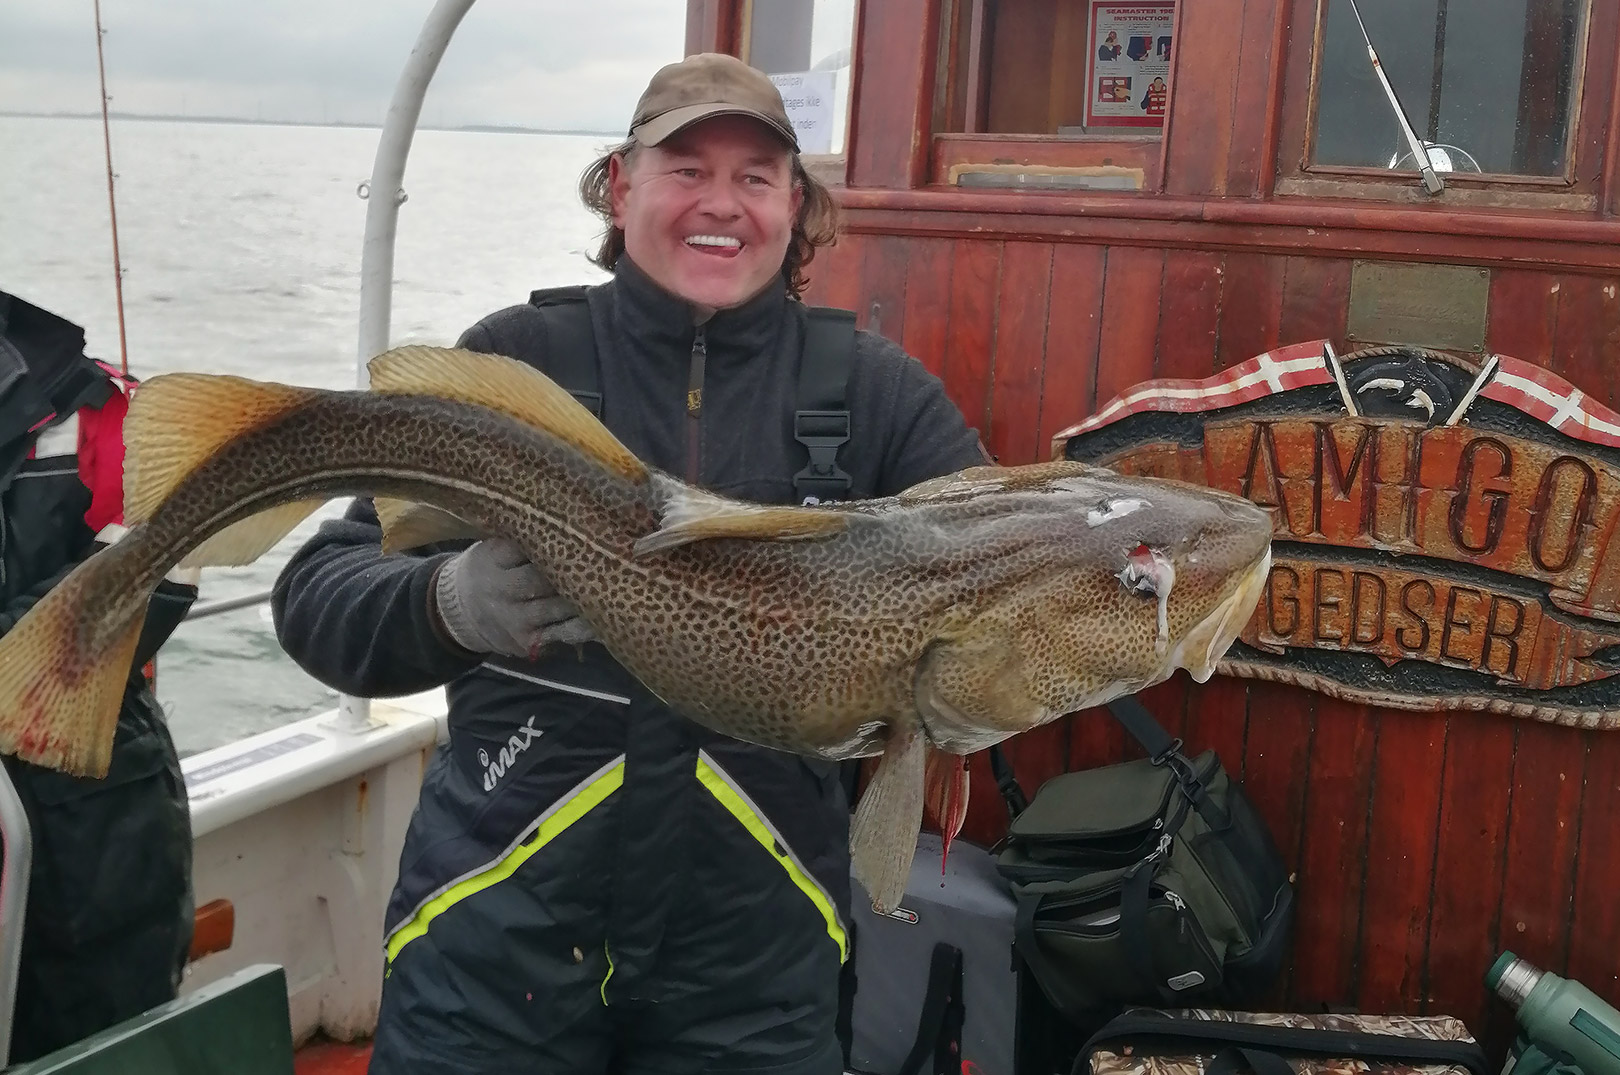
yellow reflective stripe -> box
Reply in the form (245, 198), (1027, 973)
(695, 752), (849, 963)
(384, 759), (625, 963)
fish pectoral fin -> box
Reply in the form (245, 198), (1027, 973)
(122, 373), (321, 524)
(178, 499), (325, 568)
(375, 498), (485, 554)
(850, 724), (926, 914)
(914, 632), (1050, 736)
(0, 546), (143, 778)
(366, 346), (646, 482)
(631, 483), (848, 558)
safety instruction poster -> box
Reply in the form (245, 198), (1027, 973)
(1084, 0), (1175, 128)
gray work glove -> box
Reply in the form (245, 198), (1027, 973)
(432, 537), (596, 659)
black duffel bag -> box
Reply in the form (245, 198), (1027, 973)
(990, 696), (1294, 1021)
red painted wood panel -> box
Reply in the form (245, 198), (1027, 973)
(1354, 710), (1448, 1013)
(856, 234), (913, 344)
(986, 241), (1053, 466)
(1551, 274), (1620, 410)
(1287, 697), (1375, 1010)
(1183, 676), (1250, 780)
(942, 239), (1003, 444)
(805, 235), (864, 314)
(1225, 0), (1286, 196)
(1568, 737), (1620, 1006)
(1425, 716), (1517, 1032)
(899, 238), (957, 379)
(1163, 0), (1247, 196)
(1238, 683), (1315, 1002)
(1216, 252), (1286, 368)
(1095, 247), (1166, 406)
(1038, 244), (1106, 455)
(847, 0), (935, 188)
(1278, 256), (1352, 349)
(1486, 270), (1560, 362)
(1156, 250), (1224, 379)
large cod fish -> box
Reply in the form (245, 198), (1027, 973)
(0, 346), (1272, 910)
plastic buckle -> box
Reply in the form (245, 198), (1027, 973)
(1149, 737), (1185, 767)
(793, 409), (851, 499)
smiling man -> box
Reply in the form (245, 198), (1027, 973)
(273, 52), (988, 1075)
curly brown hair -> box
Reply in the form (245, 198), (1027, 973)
(578, 137), (839, 299)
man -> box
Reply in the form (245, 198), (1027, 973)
(0, 289), (197, 1063)
(272, 53), (987, 1075)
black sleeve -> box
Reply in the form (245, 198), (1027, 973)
(863, 339), (992, 497)
(270, 496), (480, 698)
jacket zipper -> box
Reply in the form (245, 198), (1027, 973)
(685, 326), (706, 483)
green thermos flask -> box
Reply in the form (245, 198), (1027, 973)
(1488, 952), (1620, 1075)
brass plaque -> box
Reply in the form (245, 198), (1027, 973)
(1346, 261), (1489, 353)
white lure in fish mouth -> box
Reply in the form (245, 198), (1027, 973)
(1117, 543), (1176, 655)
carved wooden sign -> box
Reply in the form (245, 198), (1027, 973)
(1053, 341), (1620, 729)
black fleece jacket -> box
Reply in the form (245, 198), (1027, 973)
(271, 256), (987, 700)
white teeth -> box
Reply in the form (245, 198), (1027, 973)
(685, 234), (742, 248)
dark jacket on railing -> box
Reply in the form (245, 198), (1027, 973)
(0, 290), (197, 1064)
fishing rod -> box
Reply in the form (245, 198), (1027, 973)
(1344, 0), (1444, 195)
(93, 0), (130, 374)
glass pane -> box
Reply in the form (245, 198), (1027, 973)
(1311, 0), (1583, 177)
(746, 0), (856, 154)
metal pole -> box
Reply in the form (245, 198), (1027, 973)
(0, 764), (32, 1067)
(344, 0), (478, 732)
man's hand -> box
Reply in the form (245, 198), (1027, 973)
(432, 538), (595, 658)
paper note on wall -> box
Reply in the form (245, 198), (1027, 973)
(768, 71), (838, 154)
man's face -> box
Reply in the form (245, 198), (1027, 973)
(610, 115), (802, 311)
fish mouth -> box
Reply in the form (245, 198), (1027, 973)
(1165, 546), (1271, 684)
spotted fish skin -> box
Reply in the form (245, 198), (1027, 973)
(0, 346), (1273, 911)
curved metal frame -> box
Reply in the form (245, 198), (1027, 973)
(344, 0), (479, 731)
(0, 764), (30, 1066)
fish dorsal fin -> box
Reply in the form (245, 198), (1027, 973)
(123, 372), (322, 525)
(375, 497), (486, 554)
(632, 479), (848, 557)
(367, 346), (646, 483)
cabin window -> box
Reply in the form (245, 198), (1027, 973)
(938, 0), (1175, 137)
(742, 0), (855, 160)
(1309, 0), (1586, 180)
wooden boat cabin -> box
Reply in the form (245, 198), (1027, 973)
(687, 0), (1620, 1065)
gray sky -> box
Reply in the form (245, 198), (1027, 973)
(0, 0), (692, 132)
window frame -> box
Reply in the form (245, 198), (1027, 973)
(923, 0), (1178, 191)
(736, 0), (858, 186)
(1272, 0), (1608, 210)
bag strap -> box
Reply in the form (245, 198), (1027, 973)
(1108, 696), (1231, 831)
(987, 744), (1028, 820)
(528, 285), (602, 417)
(897, 942), (965, 1075)
(793, 307), (856, 505)
(1079, 1012), (1492, 1075)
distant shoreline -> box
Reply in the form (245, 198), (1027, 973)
(0, 110), (620, 138)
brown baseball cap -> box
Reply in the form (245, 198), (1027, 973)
(629, 52), (800, 152)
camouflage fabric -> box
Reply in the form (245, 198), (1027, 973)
(1087, 1009), (1478, 1075)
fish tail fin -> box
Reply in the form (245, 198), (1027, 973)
(122, 371), (328, 567)
(850, 725), (926, 913)
(0, 545), (147, 778)
(366, 346), (647, 483)
(123, 371), (322, 525)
